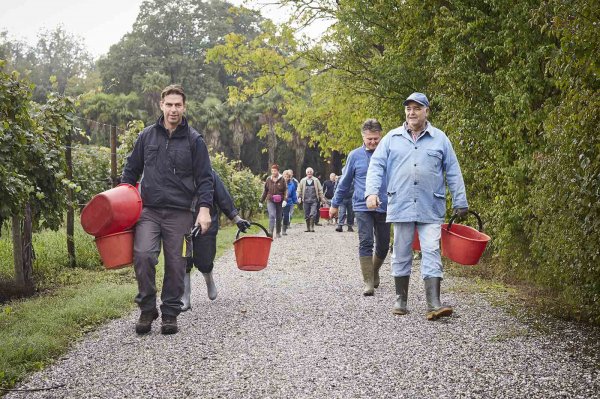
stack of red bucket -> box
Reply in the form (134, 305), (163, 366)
(80, 184), (142, 269)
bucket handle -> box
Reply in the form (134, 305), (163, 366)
(235, 222), (272, 240)
(447, 210), (484, 232)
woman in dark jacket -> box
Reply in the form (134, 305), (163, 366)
(181, 170), (250, 311)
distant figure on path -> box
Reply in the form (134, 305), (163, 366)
(330, 119), (390, 296)
(365, 92), (468, 320)
(260, 164), (287, 238)
(297, 167), (326, 232)
(282, 170), (298, 236)
(334, 174), (354, 232)
(121, 84), (213, 335)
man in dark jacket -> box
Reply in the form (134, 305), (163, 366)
(181, 170), (250, 310)
(121, 84), (213, 335)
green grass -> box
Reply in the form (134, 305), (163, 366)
(0, 218), (241, 391)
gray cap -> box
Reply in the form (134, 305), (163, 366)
(403, 92), (430, 108)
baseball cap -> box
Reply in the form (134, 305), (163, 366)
(403, 92), (430, 108)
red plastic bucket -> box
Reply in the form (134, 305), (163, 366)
(81, 184), (142, 237)
(441, 211), (490, 265)
(319, 207), (330, 219)
(95, 230), (134, 269)
(412, 230), (421, 251)
(233, 222), (273, 271)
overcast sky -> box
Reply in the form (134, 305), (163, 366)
(0, 0), (297, 59)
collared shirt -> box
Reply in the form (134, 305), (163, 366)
(332, 144), (387, 213)
(365, 122), (468, 223)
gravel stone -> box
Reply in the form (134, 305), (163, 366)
(6, 222), (599, 398)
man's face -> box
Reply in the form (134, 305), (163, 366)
(160, 94), (186, 128)
(404, 101), (428, 130)
(362, 130), (382, 151)
(306, 169), (313, 178)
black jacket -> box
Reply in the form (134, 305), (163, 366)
(194, 170), (239, 236)
(121, 116), (213, 211)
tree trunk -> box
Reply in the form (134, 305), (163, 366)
(12, 214), (24, 286)
(267, 117), (277, 168)
(21, 204), (34, 286)
(292, 133), (306, 177)
(232, 121), (243, 160)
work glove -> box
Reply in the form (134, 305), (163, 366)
(453, 207), (469, 220)
(235, 218), (251, 233)
(282, 200), (287, 207)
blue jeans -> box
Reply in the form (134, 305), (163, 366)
(338, 198), (354, 227)
(355, 211), (390, 258)
(391, 222), (442, 279)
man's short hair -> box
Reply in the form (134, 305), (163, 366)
(161, 84), (186, 103)
(362, 118), (382, 134)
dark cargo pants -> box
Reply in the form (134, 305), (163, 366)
(133, 207), (193, 317)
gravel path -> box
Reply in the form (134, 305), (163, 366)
(6, 222), (599, 398)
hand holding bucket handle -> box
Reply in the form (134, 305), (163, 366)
(447, 210), (484, 232)
(236, 222), (272, 239)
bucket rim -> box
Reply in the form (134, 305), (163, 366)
(442, 224), (491, 242)
(94, 230), (134, 241)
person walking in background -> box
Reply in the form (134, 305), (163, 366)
(365, 92), (468, 320)
(282, 170), (298, 235)
(121, 84), (213, 335)
(180, 170), (250, 311)
(323, 173), (337, 225)
(334, 174), (355, 232)
(297, 167), (326, 232)
(288, 170), (299, 223)
(260, 164), (288, 238)
(330, 119), (390, 296)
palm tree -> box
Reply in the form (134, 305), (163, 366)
(227, 101), (258, 160)
(198, 97), (225, 152)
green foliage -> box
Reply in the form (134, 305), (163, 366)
(210, 152), (262, 219)
(72, 145), (111, 207)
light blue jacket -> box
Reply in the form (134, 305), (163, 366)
(365, 122), (468, 223)
(332, 145), (387, 213)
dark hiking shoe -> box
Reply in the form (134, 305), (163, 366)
(335, 225), (343, 232)
(347, 226), (354, 232)
(161, 315), (178, 335)
(135, 309), (159, 334)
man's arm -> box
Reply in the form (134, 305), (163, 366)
(365, 135), (390, 207)
(121, 132), (145, 185)
(331, 155), (355, 208)
(443, 138), (468, 210)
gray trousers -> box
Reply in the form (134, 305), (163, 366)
(133, 207), (193, 317)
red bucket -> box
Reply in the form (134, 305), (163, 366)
(441, 211), (490, 265)
(319, 207), (330, 220)
(81, 184), (142, 237)
(412, 230), (421, 251)
(95, 230), (134, 270)
(233, 222), (273, 271)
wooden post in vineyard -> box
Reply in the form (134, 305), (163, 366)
(110, 125), (118, 187)
(66, 128), (76, 268)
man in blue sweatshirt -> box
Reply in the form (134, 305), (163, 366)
(330, 119), (390, 296)
(365, 92), (468, 320)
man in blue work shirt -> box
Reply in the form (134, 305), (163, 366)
(365, 93), (468, 320)
(330, 119), (391, 296)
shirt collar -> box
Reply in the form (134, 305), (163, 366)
(393, 121), (434, 139)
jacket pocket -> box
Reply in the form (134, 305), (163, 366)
(172, 149), (193, 175)
(144, 145), (158, 166)
(426, 149), (443, 170)
(433, 192), (446, 218)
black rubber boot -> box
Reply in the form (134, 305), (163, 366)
(135, 308), (159, 334)
(161, 314), (178, 335)
(309, 218), (315, 232)
(392, 276), (410, 315)
(305, 219), (311, 232)
(282, 225), (288, 235)
(424, 277), (453, 320)
(276, 220), (282, 238)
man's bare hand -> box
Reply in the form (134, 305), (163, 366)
(329, 207), (339, 218)
(195, 207), (211, 234)
(366, 195), (380, 209)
